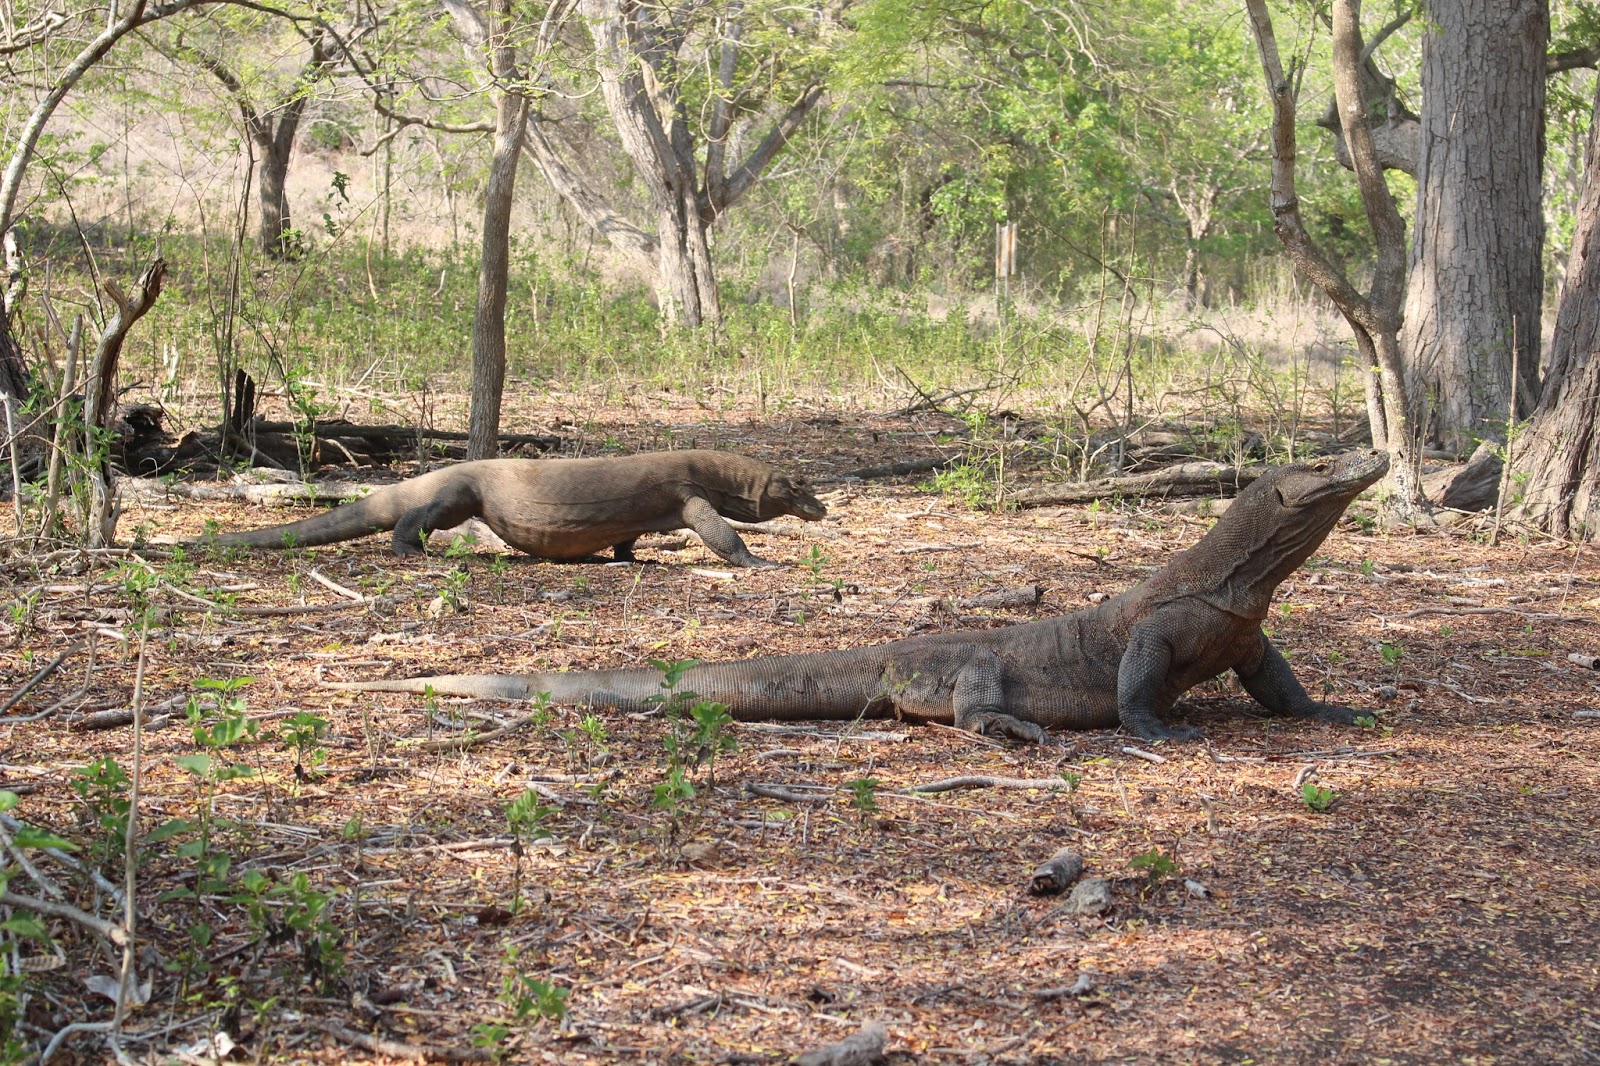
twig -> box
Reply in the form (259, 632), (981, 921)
(169, 599), (369, 618)
(898, 775), (1072, 794)
(1, 390), (22, 534)
(0, 638), (83, 715)
(40, 1020), (114, 1064)
(111, 620), (149, 1035)
(0, 890), (127, 945)
(308, 1018), (490, 1062)
(0, 815), (122, 902)
(309, 568), (367, 602)
(745, 781), (832, 804)
(1395, 605), (1589, 623)
(415, 715), (538, 753)
(922, 721), (1006, 748)
(1119, 745), (1167, 764)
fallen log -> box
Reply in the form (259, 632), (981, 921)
(1011, 461), (1261, 508)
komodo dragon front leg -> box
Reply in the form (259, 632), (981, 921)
(1235, 636), (1369, 725)
(680, 496), (781, 568)
(1116, 619), (1206, 741)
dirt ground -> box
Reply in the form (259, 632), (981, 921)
(2, 394), (1598, 1064)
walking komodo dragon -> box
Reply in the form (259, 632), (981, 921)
(194, 450), (826, 567)
(329, 451), (1389, 742)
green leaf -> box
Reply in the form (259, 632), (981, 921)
(0, 915), (53, 941)
(176, 753), (213, 777)
(10, 826), (79, 852)
(146, 817), (193, 842)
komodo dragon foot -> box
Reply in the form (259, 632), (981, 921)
(961, 711), (1049, 744)
(1296, 702), (1370, 725)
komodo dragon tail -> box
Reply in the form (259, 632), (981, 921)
(328, 651), (892, 722)
(205, 484), (421, 548)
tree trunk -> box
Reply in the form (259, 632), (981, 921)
(466, 0), (528, 461)
(1508, 80), (1600, 540)
(84, 260), (166, 548)
(1401, 0), (1547, 452)
(581, 0), (711, 327)
(255, 116), (300, 259)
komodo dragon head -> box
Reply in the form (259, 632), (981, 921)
(738, 473), (828, 523)
(1217, 449), (1390, 591)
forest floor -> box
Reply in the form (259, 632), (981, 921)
(2, 391), (1598, 1064)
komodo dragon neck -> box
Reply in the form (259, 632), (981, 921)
(1137, 450), (1390, 620)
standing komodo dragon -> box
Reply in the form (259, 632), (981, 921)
(329, 451), (1389, 742)
(195, 450), (826, 567)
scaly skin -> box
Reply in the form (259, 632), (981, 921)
(195, 450), (826, 567)
(328, 451), (1389, 742)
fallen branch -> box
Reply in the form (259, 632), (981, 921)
(745, 782), (832, 804)
(416, 715), (539, 753)
(898, 775), (1072, 794)
(169, 600), (370, 618)
(308, 1018), (490, 1063)
(1397, 605), (1592, 624)
(126, 476), (375, 507)
(0, 889), (127, 946)
(1119, 745), (1167, 764)
(1031, 973), (1095, 1000)
(0, 638), (83, 715)
(250, 420), (558, 450)
(1011, 461), (1260, 508)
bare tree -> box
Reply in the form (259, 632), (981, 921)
(1245, 0), (1422, 513)
(426, 0), (826, 328)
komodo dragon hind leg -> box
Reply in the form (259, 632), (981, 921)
(680, 496), (779, 568)
(951, 651), (1048, 743)
(392, 482), (481, 556)
(1237, 637), (1369, 725)
(611, 538), (638, 562)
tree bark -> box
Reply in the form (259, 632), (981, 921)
(1508, 80), (1600, 540)
(253, 77), (315, 259)
(1401, 0), (1547, 451)
(465, 0), (527, 461)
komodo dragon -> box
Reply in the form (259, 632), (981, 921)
(195, 450), (826, 567)
(328, 450), (1389, 742)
